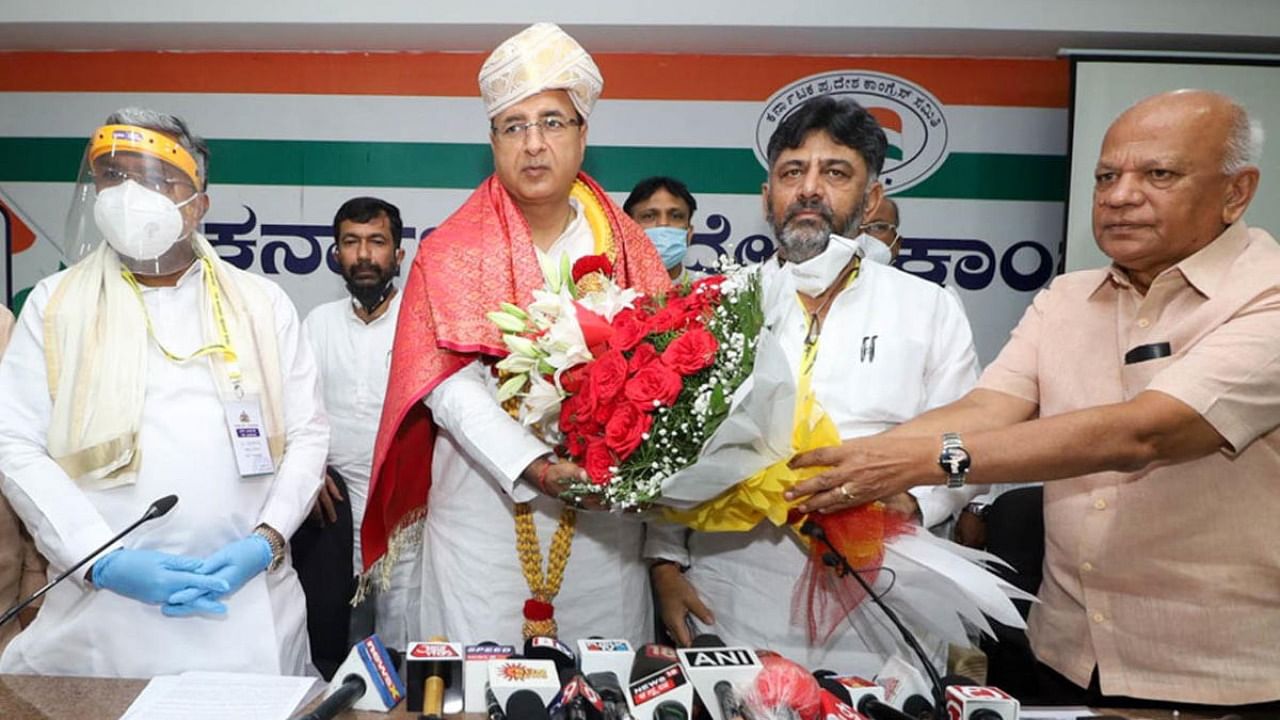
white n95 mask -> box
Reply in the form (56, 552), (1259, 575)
(857, 232), (894, 266)
(92, 179), (189, 262)
(787, 233), (859, 296)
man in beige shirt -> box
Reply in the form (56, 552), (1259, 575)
(0, 306), (48, 651)
(786, 90), (1279, 711)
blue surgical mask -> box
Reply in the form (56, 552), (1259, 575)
(645, 226), (688, 270)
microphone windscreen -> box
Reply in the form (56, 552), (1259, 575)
(903, 694), (935, 718)
(688, 634), (726, 648)
(941, 673), (978, 687)
(149, 494), (179, 518)
(524, 636), (577, 676)
(750, 655), (821, 720)
(507, 689), (550, 720)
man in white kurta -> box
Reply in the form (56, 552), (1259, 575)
(304, 197), (416, 650)
(0, 109), (327, 678)
(647, 95), (979, 676)
(365, 24), (669, 648)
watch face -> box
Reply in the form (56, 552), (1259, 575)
(940, 447), (971, 476)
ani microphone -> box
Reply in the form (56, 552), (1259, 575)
(0, 494), (179, 628)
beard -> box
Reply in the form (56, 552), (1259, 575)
(342, 259), (398, 314)
(766, 192), (864, 264)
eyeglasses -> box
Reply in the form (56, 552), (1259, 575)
(860, 221), (900, 243)
(490, 116), (583, 143)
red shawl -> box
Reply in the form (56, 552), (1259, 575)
(361, 172), (672, 572)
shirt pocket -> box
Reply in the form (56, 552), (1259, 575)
(816, 334), (929, 425)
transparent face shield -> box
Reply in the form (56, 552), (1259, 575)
(63, 124), (205, 276)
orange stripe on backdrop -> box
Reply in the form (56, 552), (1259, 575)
(0, 52), (1068, 107)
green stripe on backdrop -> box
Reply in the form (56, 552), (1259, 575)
(0, 138), (1064, 202)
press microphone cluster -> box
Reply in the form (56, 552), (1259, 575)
(291, 634), (406, 720)
(0, 494), (179, 628)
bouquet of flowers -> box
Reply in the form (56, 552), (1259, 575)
(488, 252), (766, 509)
(489, 252), (1031, 644)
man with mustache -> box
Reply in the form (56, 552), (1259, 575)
(646, 95), (982, 676)
(299, 196), (411, 674)
(788, 90), (1279, 712)
(363, 24), (669, 646)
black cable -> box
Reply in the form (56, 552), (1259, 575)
(801, 520), (945, 714)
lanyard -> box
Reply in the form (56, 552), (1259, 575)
(120, 255), (242, 387)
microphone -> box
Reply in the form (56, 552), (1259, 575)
(587, 672), (635, 720)
(405, 637), (464, 715)
(676, 634), (762, 720)
(488, 687), (508, 720)
(799, 519), (946, 711)
(489, 657), (563, 710)
(467, 643), (517, 712)
(508, 688), (553, 720)
(290, 634), (405, 719)
(627, 644), (694, 720)
(902, 695), (935, 720)
(745, 654), (821, 720)
(815, 677), (911, 720)
(550, 673), (606, 720)
(942, 679), (1019, 720)
(0, 494), (179, 628)
(525, 636), (579, 679)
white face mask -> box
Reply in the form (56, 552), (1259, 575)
(786, 233), (860, 296)
(857, 232), (894, 266)
(92, 180), (190, 262)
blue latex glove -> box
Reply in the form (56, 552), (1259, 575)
(92, 549), (231, 606)
(190, 535), (273, 598)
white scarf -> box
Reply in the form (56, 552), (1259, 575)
(42, 233), (285, 489)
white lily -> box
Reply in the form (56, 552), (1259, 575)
(500, 302), (529, 320)
(579, 284), (640, 323)
(496, 373), (527, 403)
(521, 372), (565, 427)
(503, 334), (540, 358)
(486, 310), (527, 334)
(496, 352), (540, 374)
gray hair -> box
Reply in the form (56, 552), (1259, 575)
(103, 107), (210, 188)
(1223, 104), (1265, 174)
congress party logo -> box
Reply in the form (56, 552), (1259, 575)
(755, 71), (950, 193)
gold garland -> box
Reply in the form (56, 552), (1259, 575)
(514, 501), (577, 640)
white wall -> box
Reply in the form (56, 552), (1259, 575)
(1, 0), (1277, 54)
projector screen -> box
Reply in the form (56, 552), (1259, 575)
(1064, 56), (1280, 272)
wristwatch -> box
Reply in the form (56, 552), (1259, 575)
(253, 523), (286, 572)
(938, 432), (971, 489)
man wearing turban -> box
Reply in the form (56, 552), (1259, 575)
(362, 23), (670, 645)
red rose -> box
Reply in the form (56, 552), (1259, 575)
(684, 277), (725, 313)
(604, 402), (653, 459)
(646, 303), (692, 334)
(628, 343), (661, 373)
(560, 390), (599, 435)
(661, 326), (719, 376)
(582, 438), (615, 486)
(609, 308), (649, 352)
(560, 366), (586, 395)
(572, 254), (614, 282)
(587, 349), (629, 403)
(624, 363), (684, 407)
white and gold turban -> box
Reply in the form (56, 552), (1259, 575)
(478, 23), (603, 119)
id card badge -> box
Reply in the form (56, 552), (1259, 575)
(223, 393), (276, 477)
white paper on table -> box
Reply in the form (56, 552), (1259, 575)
(119, 671), (321, 720)
(657, 326), (798, 508)
(1018, 708), (1101, 719)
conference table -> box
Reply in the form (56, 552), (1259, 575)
(0, 673), (1268, 720)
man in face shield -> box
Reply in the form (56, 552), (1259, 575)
(0, 108), (328, 677)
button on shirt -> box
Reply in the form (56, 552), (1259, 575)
(977, 222), (1280, 705)
(303, 291), (401, 569)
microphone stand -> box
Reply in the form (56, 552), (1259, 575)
(0, 494), (179, 628)
(800, 520), (946, 716)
